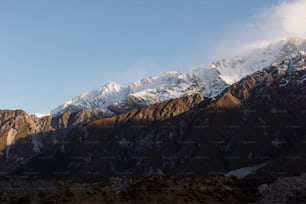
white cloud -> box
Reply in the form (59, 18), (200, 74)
(254, 0), (306, 40)
(213, 0), (306, 58)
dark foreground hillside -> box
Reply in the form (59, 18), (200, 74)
(1, 175), (306, 204)
(0, 175), (273, 204)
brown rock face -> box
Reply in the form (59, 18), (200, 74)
(89, 93), (204, 128)
(0, 109), (107, 172)
(0, 93), (204, 176)
(0, 110), (51, 151)
(209, 92), (241, 109)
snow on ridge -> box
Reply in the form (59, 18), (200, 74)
(210, 37), (306, 84)
(34, 112), (51, 118)
(51, 37), (306, 116)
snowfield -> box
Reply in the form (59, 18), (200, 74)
(51, 37), (306, 116)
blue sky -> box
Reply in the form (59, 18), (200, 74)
(0, 0), (280, 113)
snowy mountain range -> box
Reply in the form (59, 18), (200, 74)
(5, 36), (306, 184)
(51, 37), (306, 116)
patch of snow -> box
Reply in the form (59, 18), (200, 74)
(34, 112), (50, 118)
(225, 162), (267, 179)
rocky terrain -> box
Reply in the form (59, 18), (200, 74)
(0, 93), (204, 176)
(0, 175), (274, 204)
(1, 174), (305, 203)
(0, 109), (108, 173)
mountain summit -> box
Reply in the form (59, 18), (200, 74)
(51, 37), (306, 116)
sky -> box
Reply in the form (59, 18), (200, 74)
(0, 0), (301, 114)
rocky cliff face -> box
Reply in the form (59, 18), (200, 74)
(0, 109), (108, 173)
(0, 94), (204, 175)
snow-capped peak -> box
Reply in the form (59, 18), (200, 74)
(51, 37), (306, 116)
(33, 112), (51, 118)
(98, 81), (124, 94)
(51, 81), (127, 115)
(209, 37), (306, 84)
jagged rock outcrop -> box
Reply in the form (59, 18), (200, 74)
(0, 109), (107, 173)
